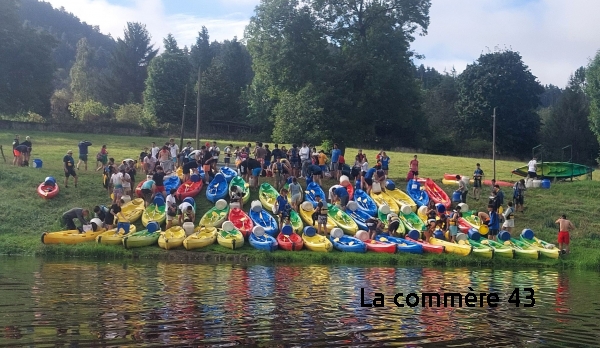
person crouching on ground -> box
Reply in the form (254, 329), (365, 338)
(556, 214), (575, 255)
(62, 208), (90, 231)
(387, 213), (401, 237)
(366, 217), (382, 240)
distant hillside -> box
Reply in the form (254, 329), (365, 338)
(18, 0), (115, 72)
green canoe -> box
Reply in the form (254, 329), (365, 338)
(328, 204), (359, 235)
(401, 212), (426, 232)
(470, 239), (514, 259)
(278, 210), (304, 234)
(123, 229), (160, 249)
(512, 162), (593, 179)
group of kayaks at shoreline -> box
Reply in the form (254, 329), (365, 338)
(39, 167), (560, 260)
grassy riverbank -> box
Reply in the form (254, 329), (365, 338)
(1, 130), (599, 269)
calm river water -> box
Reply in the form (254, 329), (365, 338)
(0, 257), (599, 347)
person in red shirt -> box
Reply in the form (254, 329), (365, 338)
(409, 155), (419, 179)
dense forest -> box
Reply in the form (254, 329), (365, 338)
(1, 0), (599, 162)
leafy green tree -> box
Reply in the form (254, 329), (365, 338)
(68, 100), (110, 122)
(190, 26), (213, 74)
(50, 89), (74, 121)
(143, 35), (191, 126)
(0, 0), (56, 116)
(108, 22), (158, 104)
(272, 83), (326, 144)
(114, 103), (144, 124)
(585, 50), (600, 160)
(70, 38), (98, 102)
(163, 33), (181, 54)
(542, 68), (598, 164)
(422, 72), (460, 153)
(456, 50), (544, 156)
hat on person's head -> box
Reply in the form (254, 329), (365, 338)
(205, 142), (210, 147)
(26, 136), (30, 140)
(67, 150), (73, 154)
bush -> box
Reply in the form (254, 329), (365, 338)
(69, 100), (110, 122)
(114, 103), (144, 124)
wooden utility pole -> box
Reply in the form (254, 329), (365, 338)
(196, 67), (201, 149)
(179, 84), (187, 150)
(492, 107), (496, 181)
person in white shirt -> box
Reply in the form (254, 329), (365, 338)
(143, 153), (156, 174)
(150, 142), (160, 159)
(169, 139), (179, 168)
(121, 171), (131, 196)
(165, 189), (177, 229)
(299, 142), (311, 177)
(110, 171), (124, 204)
(527, 157), (537, 178)
(178, 202), (195, 225)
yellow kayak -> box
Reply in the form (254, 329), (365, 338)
(183, 226), (218, 250)
(386, 189), (417, 212)
(302, 234), (333, 252)
(158, 226), (186, 250)
(142, 204), (166, 226)
(199, 204), (229, 227)
(328, 204), (358, 235)
(121, 198), (145, 223)
(298, 202), (336, 231)
(217, 225), (245, 250)
(430, 237), (472, 256)
(520, 237), (560, 259)
(370, 191), (399, 214)
(95, 225), (138, 245)
(259, 182), (279, 212)
(457, 239), (493, 259)
(42, 228), (107, 245)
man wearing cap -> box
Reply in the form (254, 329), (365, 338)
(63, 150), (78, 188)
(77, 140), (93, 170)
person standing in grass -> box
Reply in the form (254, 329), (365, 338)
(409, 155), (419, 179)
(485, 204), (499, 241)
(502, 201), (515, 233)
(513, 179), (526, 213)
(150, 142), (159, 159)
(455, 174), (468, 203)
(21, 136), (32, 166)
(152, 166), (167, 198)
(143, 152), (156, 175)
(224, 144), (233, 167)
(472, 163), (483, 200)
(76, 140), (92, 170)
(299, 142), (311, 177)
(289, 176), (302, 211)
(12, 134), (20, 166)
(380, 152), (390, 176)
(96, 145), (108, 171)
(556, 214), (574, 254)
(527, 156), (537, 179)
(158, 145), (172, 172)
(330, 143), (341, 180)
(63, 150), (78, 188)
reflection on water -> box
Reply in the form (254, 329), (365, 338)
(0, 257), (599, 347)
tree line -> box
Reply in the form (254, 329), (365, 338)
(1, 0), (599, 162)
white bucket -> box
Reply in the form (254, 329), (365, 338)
(121, 195), (132, 203)
(525, 179), (534, 188)
(183, 222), (195, 236)
(533, 180), (541, 188)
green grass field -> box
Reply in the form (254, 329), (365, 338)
(1, 130), (600, 269)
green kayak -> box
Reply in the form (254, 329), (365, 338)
(470, 239), (514, 259)
(259, 182), (279, 212)
(512, 161), (593, 179)
(401, 212), (426, 231)
(279, 210), (304, 234)
(328, 204), (359, 235)
(229, 176), (250, 204)
(123, 229), (160, 249)
(490, 238), (539, 259)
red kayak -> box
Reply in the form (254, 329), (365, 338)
(423, 178), (451, 208)
(444, 173), (513, 187)
(406, 236), (445, 254)
(277, 233), (304, 251)
(229, 208), (254, 238)
(364, 240), (397, 254)
(176, 180), (203, 200)
(135, 180), (145, 198)
(344, 183), (354, 200)
(37, 183), (59, 199)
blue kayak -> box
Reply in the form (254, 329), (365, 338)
(375, 234), (423, 254)
(353, 189), (377, 216)
(345, 208), (371, 231)
(305, 182), (327, 208)
(249, 209), (279, 237)
(206, 173), (228, 203)
(406, 179), (429, 207)
(329, 235), (367, 253)
(164, 175), (181, 193)
(249, 233), (279, 251)
(220, 167), (237, 183)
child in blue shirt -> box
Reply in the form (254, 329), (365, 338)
(276, 188), (292, 224)
(486, 204), (500, 241)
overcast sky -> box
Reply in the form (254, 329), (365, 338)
(44, 0), (600, 87)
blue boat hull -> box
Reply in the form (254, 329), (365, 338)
(376, 234), (423, 254)
(353, 189), (377, 216)
(406, 180), (429, 207)
(249, 233), (278, 251)
(305, 182), (327, 208)
(346, 208), (370, 231)
(206, 173), (228, 203)
(329, 235), (367, 253)
(220, 167), (237, 183)
(249, 209), (279, 237)
(164, 176), (181, 193)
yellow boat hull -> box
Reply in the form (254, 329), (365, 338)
(158, 226), (186, 250)
(96, 225), (138, 245)
(199, 207), (229, 227)
(121, 198), (145, 223)
(525, 237), (560, 259)
(142, 204), (166, 226)
(459, 240), (493, 259)
(430, 237), (472, 256)
(370, 191), (399, 214)
(42, 228), (107, 245)
(302, 234), (333, 252)
(386, 189), (417, 212)
(183, 226), (218, 250)
(217, 230), (245, 249)
(298, 205), (337, 231)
